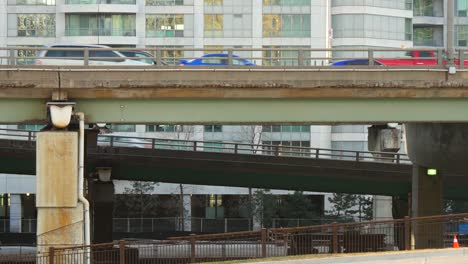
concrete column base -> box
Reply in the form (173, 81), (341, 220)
(36, 132), (83, 254)
(412, 165), (443, 249)
(9, 194), (21, 233)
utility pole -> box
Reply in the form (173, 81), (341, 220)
(447, 0), (455, 66)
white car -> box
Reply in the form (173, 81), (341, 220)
(35, 44), (150, 66)
(98, 135), (153, 149)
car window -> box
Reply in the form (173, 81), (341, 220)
(65, 50), (84, 59)
(134, 52), (154, 64)
(344, 60), (369, 65)
(201, 58), (223, 64)
(45, 50), (65, 57)
(233, 59), (246, 65)
(89, 50), (121, 61)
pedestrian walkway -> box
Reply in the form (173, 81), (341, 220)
(246, 248), (468, 264)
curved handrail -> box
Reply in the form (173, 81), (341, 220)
(0, 128), (411, 164)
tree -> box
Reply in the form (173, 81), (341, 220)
(356, 195), (373, 221)
(252, 189), (279, 228)
(238, 125), (265, 153)
(114, 181), (159, 218)
(326, 193), (358, 221)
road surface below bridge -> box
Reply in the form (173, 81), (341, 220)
(245, 248), (468, 264)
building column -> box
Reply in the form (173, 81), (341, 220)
(9, 194), (22, 233)
(412, 164), (443, 249)
(183, 194), (192, 232)
(92, 182), (114, 244)
(36, 131), (83, 254)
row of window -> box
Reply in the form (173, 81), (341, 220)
(7, 0), (310, 5)
(8, 14), (312, 38)
(107, 125), (311, 133)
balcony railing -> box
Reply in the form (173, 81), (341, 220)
(65, 28), (136, 37)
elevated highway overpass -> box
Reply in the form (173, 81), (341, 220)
(1, 66), (468, 123)
(2, 47), (468, 248)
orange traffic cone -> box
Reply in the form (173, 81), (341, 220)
(453, 235), (460, 248)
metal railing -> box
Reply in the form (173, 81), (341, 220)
(113, 217), (252, 234)
(0, 46), (466, 68)
(0, 128), (410, 164)
(5, 213), (468, 263)
(97, 134), (410, 164)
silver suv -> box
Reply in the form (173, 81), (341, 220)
(35, 44), (149, 66)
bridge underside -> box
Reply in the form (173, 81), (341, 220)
(1, 139), (467, 199)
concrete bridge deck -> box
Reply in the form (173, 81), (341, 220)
(2, 67), (468, 123)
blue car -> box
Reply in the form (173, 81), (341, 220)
(330, 59), (383, 66)
(179, 53), (255, 66)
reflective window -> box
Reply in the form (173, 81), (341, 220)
(332, 0), (411, 10)
(11, 0), (55, 5)
(458, 0), (468, 17)
(263, 15), (310, 37)
(204, 125), (223, 132)
(146, 125), (181, 132)
(262, 125), (310, 133)
(146, 0), (185, 5)
(204, 14), (223, 37)
(146, 14), (190, 37)
(204, 0), (222, 5)
(263, 0), (310, 6)
(65, 14), (135, 36)
(332, 14), (411, 41)
(8, 14), (56, 37)
(109, 124), (136, 132)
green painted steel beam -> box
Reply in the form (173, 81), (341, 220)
(4, 98), (468, 124)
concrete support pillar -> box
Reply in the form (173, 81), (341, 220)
(36, 132), (83, 254)
(412, 164), (444, 249)
(9, 194), (22, 233)
(183, 194), (192, 232)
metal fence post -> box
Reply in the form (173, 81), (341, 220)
(227, 49), (233, 66)
(9, 49), (16, 66)
(315, 149), (319, 159)
(368, 49), (374, 66)
(48, 247), (55, 264)
(356, 152), (360, 162)
(332, 223), (338, 253)
(437, 48), (444, 66)
(459, 49), (465, 69)
(224, 218), (228, 233)
(156, 49), (162, 66)
(190, 234), (196, 263)
(298, 49), (304, 66)
(127, 218), (130, 233)
(83, 48), (89, 66)
(261, 228), (267, 258)
(234, 144), (238, 154)
(193, 141), (197, 152)
(151, 138), (156, 149)
(404, 216), (411, 250)
(396, 154), (400, 164)
(119, 240), (126, 264)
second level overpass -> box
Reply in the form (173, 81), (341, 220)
(1, 130), (467, 200)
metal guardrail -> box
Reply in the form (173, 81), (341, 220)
(5, 213), (468, 263)
(0, 47), (465, 68)
(0, 128), (410, 164)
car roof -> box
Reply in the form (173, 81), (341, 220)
(202, 53), (240, 58)
(331, 59), (369, 65)
(43, 44), (112, 48)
